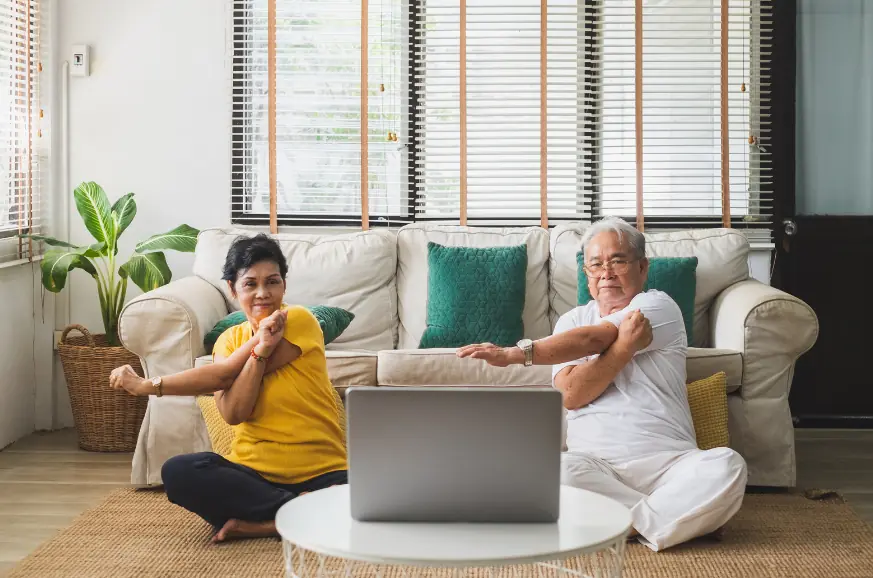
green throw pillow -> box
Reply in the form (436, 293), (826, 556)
(576, 254), (698, 344)
(203, 305), (355, 353)
(419, 242), (527, 348)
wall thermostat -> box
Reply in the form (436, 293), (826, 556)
(71, 44), (90, 77)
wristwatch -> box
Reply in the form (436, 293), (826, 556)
(516, 339), (534, 367)
(150, 376), (163, 397)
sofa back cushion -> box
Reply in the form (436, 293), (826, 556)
(192, 228), (398, 351)
(396, 224), (551, 350)
(550, 224), (750, 347)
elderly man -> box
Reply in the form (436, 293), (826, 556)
(458, 216), (747, 551)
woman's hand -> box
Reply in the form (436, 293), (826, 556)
(254, 309), (287, 358)
(109, 364), (151, 396)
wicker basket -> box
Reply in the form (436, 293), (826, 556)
(58, 325), (148, 452)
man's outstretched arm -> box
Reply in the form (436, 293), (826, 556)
(456, 322), (620, 367)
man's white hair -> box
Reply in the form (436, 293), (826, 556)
(580, 216), (646, 260)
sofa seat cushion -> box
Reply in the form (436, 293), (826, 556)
(396, 224), (551, 349)
(687, 347), (742, 393)
(194, 349), (377, 391)
(377, 348), (553, 387)
(550, 224), (750, 347)
(378, 347), (741, 393)
(193, 228), (398, 351)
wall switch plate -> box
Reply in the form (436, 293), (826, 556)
(53, 330), (63, 350)
(71, 44), (90, 77)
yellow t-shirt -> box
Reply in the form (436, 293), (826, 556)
(213, 305), (347, 485)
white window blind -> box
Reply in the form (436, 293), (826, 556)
(232, 0), (771, 232)
(411, 0), (590, 224)
(0, 0), (43, 263)
(587, 0), (771, 231)
(231, 0), (407, 227)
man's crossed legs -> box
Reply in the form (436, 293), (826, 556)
(562, 447), (747, 551)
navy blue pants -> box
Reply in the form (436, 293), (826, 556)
(161, 452), (348, 529)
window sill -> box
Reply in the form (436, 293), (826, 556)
(0, 254), (43, 270)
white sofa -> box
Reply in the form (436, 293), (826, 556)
(118, 223), (818, 488)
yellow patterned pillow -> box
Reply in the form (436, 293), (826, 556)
(195, 387), (347, 457)
(686, 371), (730, 451)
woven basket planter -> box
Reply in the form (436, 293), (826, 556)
(58, 324), (148, 452)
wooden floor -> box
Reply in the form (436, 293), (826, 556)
(1, 428), (872, 576)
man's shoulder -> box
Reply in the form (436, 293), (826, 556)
(632, 289), (682, 312)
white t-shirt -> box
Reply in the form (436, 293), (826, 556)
(552, 290), (696, 459)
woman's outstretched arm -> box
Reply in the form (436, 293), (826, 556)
(109, 312), (299, 400)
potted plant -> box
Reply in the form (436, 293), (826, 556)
(26, 181), (199, 451)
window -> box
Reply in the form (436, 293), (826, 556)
(0, 0), (43, 263)
(232, 0), (771, 232)
(589, 0), (770, 229)
(231, 0), (407, 226)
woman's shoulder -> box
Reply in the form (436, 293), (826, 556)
(282, 304), (318, 322)
(213, 320), (251, 355)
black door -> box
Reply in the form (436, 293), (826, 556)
(772, 0), (873, 427)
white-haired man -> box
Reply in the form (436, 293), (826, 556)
(458, 216), (747, 551)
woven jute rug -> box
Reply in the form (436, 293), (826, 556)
(6, 488), (873, 578)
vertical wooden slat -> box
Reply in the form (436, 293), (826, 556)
(539, 0), (548, 229)
(14, 0), (24, 258)
(459, 0), (467, 225)
(360, 0), (369, 230)
(634, 0), (644, 232)
(720, 0), (731, 228)
(25, 0), (32, 259)
(267, 0), (278, 233)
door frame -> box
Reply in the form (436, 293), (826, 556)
(770, 0), (796, 289)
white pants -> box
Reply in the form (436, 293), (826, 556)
(561, 447), (748, 551)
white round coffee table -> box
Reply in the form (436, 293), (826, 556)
(276, 485), (632, 578)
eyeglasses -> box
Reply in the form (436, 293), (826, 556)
(582, 258), (637, 278)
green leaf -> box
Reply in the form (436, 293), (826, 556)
(111, 193), (137, 239)
(119, 252), (172, 292)
(40, 247), (99, 293)
(73, 182), (115, 250)
(134, 224), (199, 254)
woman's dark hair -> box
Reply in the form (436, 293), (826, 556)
(221, 233), (288, 285)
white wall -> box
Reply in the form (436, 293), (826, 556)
(50, 0), (233, 426)
(0, 264), (54, 449)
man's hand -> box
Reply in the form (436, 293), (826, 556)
(255, 309), (287, 358)
(616, 310), (652, 355)
(109, 364), (151, 396)
(456, 343), (524, 367)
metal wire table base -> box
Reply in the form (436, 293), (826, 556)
(282, 539), (628, 578)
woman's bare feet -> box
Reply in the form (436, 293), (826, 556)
(212, 519), (278, 543)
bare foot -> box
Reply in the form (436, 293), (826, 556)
(212, 519), (278, 543)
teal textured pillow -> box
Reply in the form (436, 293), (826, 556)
(203, 306), (355, 353)
(576, 254), (698, 343)
(419, 242), (527, 348)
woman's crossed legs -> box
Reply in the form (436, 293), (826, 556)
(161, 452), (348, 542)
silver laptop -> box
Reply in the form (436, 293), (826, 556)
(345, 386), (563, 523)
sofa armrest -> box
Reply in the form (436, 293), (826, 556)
(710, 279), (818, 486)
(119, 276), (228, 378)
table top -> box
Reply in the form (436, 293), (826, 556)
(275, 485), (632, 567)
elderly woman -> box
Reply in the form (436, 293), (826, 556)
(109, 234), (347, 542)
